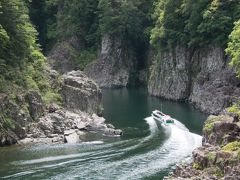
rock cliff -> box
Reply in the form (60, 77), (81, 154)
(85, 35), (135, 88)
(48, 37), (81, 73)
(62, 71), (102, 115)
(148, 46), (240, 114)
(165, 114), (240, 180)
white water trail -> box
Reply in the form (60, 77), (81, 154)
(114, 116), (160, 153)
(118, 117), (202, 179)
(49, 117), (202, 180)
(6, 117), (202, 180)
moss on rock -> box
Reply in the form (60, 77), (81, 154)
(222, 141), (240, 152)
(203, 115), (221, 134)
(193, 162), (202, 170)
(207, 152), (216, 162)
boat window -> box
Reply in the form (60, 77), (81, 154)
(156, 112), (164, 116)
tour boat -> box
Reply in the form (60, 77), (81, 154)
(151, 110), (174, 125)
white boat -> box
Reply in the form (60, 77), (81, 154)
(151, 110), (174, 125)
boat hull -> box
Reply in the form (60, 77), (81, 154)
(151, 110), (174, 125)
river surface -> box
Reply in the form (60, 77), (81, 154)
(0, 88), (207, 179)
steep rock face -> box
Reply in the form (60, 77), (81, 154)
(148, 46), (240, 114)
(48, 37), (81, 73)
(85, 35), (134, 88)
(148, 46), (190, 100)
(62, 71), (102, 115)
(189, 46), (240, 114)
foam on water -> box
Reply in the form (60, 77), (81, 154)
(2, 117), (202, 179)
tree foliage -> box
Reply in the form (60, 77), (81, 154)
(0, 0), (39, 66)
(0, 0), (55, 98)
(55, 0), (100, 48)
(98, 0), (153, 41)
(151, 0), (240, 48)
(226, 20), (240, 77)
(28, 0), (154, 50)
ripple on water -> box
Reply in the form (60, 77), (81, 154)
(1, 116), (203, 180)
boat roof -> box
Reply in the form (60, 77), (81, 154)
(152, 110), (165, 116)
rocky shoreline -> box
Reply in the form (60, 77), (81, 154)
(164, 114), (240, 180)
(0, 71), (122, 146)
(19, 107), (122, 145)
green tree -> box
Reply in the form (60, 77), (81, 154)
(151, 0), (240, 48)
(181, 0), (209, 46)
(226, 20), (240, 77)
(50, 0), (100, 48)
(98, 0), (153, 41)
(29, 0), (47, 48)
(0, 0), (38, 66)
(198, 0), (240, 45)
(0, 0), (52, 95)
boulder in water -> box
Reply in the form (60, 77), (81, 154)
(64, 130), (81, 144)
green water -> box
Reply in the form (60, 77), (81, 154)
(0, 88), (207, 180)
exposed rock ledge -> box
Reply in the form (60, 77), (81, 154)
(19, 107), (122, 145)
(0, 70), (122, 146)
(165, 114), (240, 180)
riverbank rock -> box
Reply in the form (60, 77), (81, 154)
(62, 71), (102, 115)
(86, 114), (123, 136)
(64, 130), (81, 143)
(0, 93), (31, 146)
(203, 115), (240, 146)
(165, 114), (240, 179)
(26, 91), (44, 121)
(0, 129), (18, 146)
(148, 46), (240, 114)
(19, 109), (121, 144)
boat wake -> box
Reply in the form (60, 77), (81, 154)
(1, 117), (202, 180)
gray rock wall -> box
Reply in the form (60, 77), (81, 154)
(84, 35), (134, 88)
(148, 46), (240, 114)
(148, 46), (190, 100)
(48, 36), (81, 74)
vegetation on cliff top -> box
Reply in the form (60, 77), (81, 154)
(151, 0), (240, 48)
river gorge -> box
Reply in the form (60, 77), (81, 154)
(0, 88), (207, 179)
